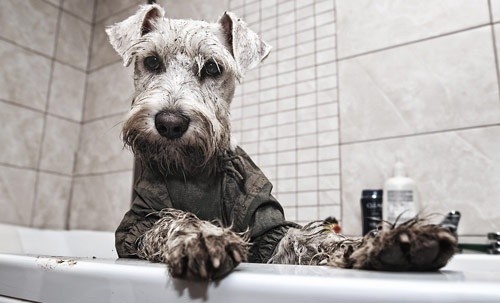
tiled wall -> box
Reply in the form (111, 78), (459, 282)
(337, 0), (500, 237)
(0, 0), (91, 229)
(69, 0), (141, 231)
(230, 0), (500, 238)
(2, 0), (499, 238)
(229, 0), (340, 226)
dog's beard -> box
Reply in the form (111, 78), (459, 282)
(122, 109), (230, 176)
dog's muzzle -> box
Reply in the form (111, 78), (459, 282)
(155, 111), (190, 139)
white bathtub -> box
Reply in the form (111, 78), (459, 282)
(1, 223), (500, 303)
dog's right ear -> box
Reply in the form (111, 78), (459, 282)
(106, 4), (165, 66)
(218, 12), (271, 75)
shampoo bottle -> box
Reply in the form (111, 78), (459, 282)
(383, 154), (418, 225)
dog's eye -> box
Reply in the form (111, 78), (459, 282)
(144, 56), (161, 72)
(202, 61), (222, 77)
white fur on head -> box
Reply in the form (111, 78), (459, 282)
(105, 4), (165, 66)
(218, 12), (271, 75)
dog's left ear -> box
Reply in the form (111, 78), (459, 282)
(106, 4), (165, 66)
(218, 12), (271, 75)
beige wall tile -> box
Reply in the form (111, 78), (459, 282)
(32, 173), (72, 230)
(55, 12), (92, 70)
(339, 27), (500, 143)
(0, 41), (52, 111)
(48, 62), (86, 121)
(70, 171), (133, 231)
(89, 5), (138, 71)
(0, 103), (44, 168)
(95, 0), (143, 23)
(337, 0), (489, 58)
(491, 0), (500, 22)
(341, 126), (500, 236)
(493, 24), (500, 61)
(157, 0), (229, 20)
(46, 0), (62, 6)
(84, 62), (134, 120)
(75, 115), (133, 174)
(39, 117), (80, 175)
(0, 0), (58, 56)
(0, 166), (36, 226)
(63, 0), (95, 23)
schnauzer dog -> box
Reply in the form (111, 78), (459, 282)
(106, 4), (456, 280)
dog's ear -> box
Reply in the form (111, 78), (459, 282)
(218, 12), (271, 74)
(105, 4), (165, 66)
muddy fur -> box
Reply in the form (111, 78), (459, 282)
(137, 209), (249, 280)
(350, 217), (457, 271)
(107, 4), (457, 281)
(268, 220), (363, 267)
(270, 217), (457, 271)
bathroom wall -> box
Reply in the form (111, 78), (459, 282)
(232, 0), (500, 238)
(0, 0), (92, 229)
(229, 0), (340, 226)
(336, 0), (500, 237)
(2, 0), (498, 238)
(68, 0), (140, 231)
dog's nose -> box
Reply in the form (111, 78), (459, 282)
(154, 111), (190, 139)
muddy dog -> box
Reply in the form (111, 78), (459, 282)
(106, 4), (456, 280)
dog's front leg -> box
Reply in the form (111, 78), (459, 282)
(269, 218), (457, 271)
(137, 209), (249, 280)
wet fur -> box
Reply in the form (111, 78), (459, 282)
(269, 217), (457, 271)
(108, 4), (457, 280)
(137, 209), (249, 280)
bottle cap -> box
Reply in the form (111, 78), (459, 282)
(361, 189), (383, 199)
(394, 152), (406, 177)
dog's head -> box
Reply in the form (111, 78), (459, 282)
(106, 4), (270, 175)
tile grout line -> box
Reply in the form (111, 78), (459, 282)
(272, 1), (279, 206)
(277, 188), (342, 195)
(312, 0), (320, 220)
(73, 168), (134, 178)
(488, 0), (500, 104)
(0, 162), (72, 178)
(256, 0), (262, 178)
(248, 7), (335, 30)
(66, 0), (98, 230)
(236, 0), (245, 161)
(30, 2), (65, 228)
(83, 111), (128, 125)
(40, 0), (93, 25)
(333, 0), (343, 225)
(0, 36), (87, 73)
(238, 67), (337, 88)
(239, 128), (340, 145)
(293, 0), (299, 222)
(337, 22), (491, 62)
(93, 1), (144, 25)
(233, 95), (338, 112)
(341, 123), (500, 146)
(0, 98), (83, 125)
(88, 58), (122, 74)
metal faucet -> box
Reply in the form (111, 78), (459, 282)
(487, 232), (500, 255)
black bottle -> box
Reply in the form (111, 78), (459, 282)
(360, 189), (383, 236)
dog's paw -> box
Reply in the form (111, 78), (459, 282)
(166, 222), (249, 280)
(350, 219), (457, 271)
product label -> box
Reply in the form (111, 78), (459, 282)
(387, 190), (416, 223)
(388, 190), (413, 202)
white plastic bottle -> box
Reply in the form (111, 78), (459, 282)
(383, 154), (418, 225)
